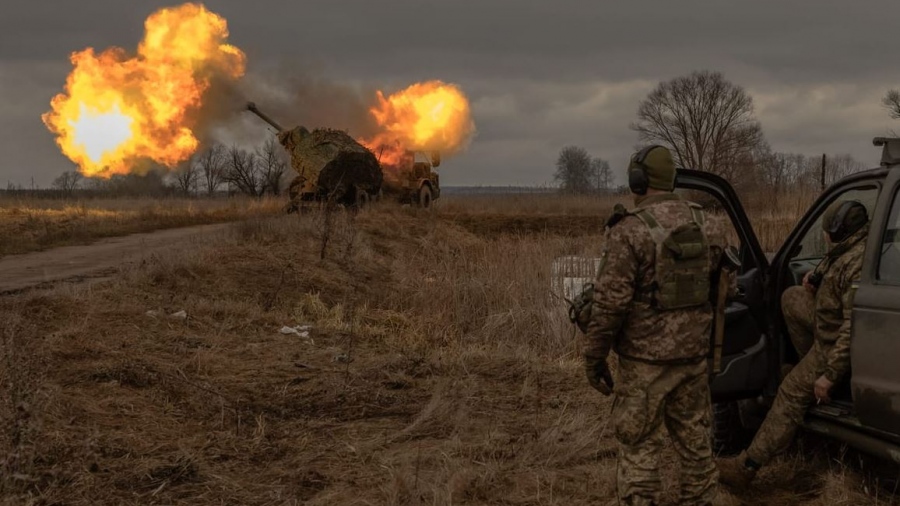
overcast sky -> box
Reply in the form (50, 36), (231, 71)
(2, 0), (900, 188)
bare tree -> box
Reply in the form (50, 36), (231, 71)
(631, 70), (764, 183)
(756, 146), (806, 190)
(196, 144), (227, 196)
(757, 148), (867, 193)
(883, 89), (900, 120)
(51, 171), (83, 195)
(224, 145), (263, 197)
(825, 154), (867, 186)
(591, 157), (613, 191)
(554, 145), (593, 193)
(256, 138), (288, 196)
(172, 159), (200, 196)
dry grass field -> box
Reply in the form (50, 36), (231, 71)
(0, 195), (284, 257)
(0, 193), (894, 505)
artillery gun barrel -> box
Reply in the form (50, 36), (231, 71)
(246, 102), (284, 131)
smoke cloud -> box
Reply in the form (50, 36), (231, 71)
(208, 63), (382, 149)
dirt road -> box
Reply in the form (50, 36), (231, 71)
(0, 222), (234, 293)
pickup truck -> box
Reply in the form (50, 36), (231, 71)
(681, 137), (900, 462)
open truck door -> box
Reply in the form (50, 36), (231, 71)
(758, 143), (894, 459)
(681, 167), (883, 397)
(678, 140), (900, 460)
(674, 169), (772, 400)
(765, 176), (882, 369)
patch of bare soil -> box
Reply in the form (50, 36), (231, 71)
(0, 223), (233, 294)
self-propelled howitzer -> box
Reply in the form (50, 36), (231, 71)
(246, 102), (383, 210)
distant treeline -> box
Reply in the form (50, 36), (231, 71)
(13, 138), (293, 200)
(4, 171), (234, 199)
(441, 185), (626, 196)
(0, 187), (233, 200)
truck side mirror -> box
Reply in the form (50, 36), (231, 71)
(430, 151), (441, 168)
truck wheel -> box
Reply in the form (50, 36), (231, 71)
(418, 185), (433, 209)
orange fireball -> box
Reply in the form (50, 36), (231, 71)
(362, 80), (475, 167)
(42, 3), (246, 178)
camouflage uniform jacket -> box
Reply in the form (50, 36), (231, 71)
(584, 193), (732, 364)
(812, 226), (867, 383)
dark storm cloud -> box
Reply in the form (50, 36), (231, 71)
(2, 0), (900, 187)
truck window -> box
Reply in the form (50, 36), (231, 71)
(878, 186), (900, 282)
(794, 186), (879, 261)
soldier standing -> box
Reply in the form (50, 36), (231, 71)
(718, 200), (869, 489)
(583, 145), (732, 506)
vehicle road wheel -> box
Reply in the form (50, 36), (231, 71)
(418, 185), (433, 209)
(354, 188), (370, 211)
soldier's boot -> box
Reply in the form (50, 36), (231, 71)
(717, 451), (758, 490)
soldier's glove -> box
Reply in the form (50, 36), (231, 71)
(584, 356), (614, 396)
(567, 283), (595, 334)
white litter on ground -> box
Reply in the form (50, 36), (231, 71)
(279, 325), (314, 343)
(169, 310), (188, 320)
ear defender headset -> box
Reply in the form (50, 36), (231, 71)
(628, 144), (664, 195)
(826, 200), (867, 243)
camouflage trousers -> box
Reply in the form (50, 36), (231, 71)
(781, 286), (816, 356)
(746, 287), (830, 465)
(612, 357), (717, 506)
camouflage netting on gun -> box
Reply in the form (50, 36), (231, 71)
(278, 127), (382, 198)
(317, 151), (383, 197)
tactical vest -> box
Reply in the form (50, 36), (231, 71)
(633, 203), (711, 310)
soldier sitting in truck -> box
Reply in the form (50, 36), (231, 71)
(717, 200), (869, 489)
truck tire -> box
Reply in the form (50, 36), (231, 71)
(418, 185), (433, 209)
